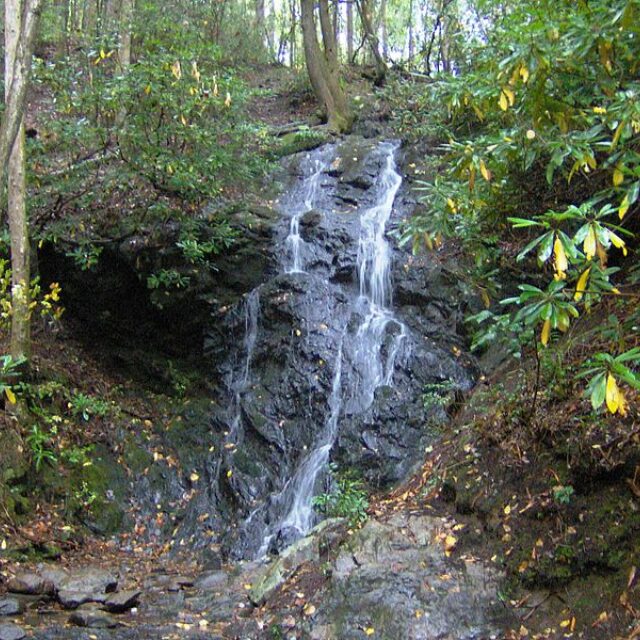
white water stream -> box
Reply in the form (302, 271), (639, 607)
(253, 142), (407, 555)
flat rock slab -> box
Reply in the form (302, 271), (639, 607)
(143, 574), (194, 592)
(59, 568), (118, 595)
(6, 573), (54, 596)
(0, 599), (23, 617)
(103, 590), (141, 613)
(308, 513), (515, 640)
(58, 590), (107, 610)
(68, 606), (121, 629)
(193, 571), (229, 591)
(0, 623), (26, 640)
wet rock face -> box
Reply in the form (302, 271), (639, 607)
(170, 138), (477, 560)
(312, 513), (512, 640)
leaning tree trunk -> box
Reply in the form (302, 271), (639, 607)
(300, 0), (351, 132)
(356, 0), (386, 84)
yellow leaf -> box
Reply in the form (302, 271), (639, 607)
(584, 226), (597, 260)
(171, 60), (182, 80)
(225, 92), (232, 107)
(541, 318), (551, 346)
(574, 267), (591, 302)
(499, 92), (509, 111)
(609, 231), (627, 256)
(618, 390), (628, 416)
(444, 534), (457, 556)
(610, 120), (625, 151)
(472, 105), (485, 121)
(553, 237), (568, 279)
(1, 539), (6, 550)
(4, 387), (16, 404)
(504, 505), (512, 515)
(446, 197), (457, 213)
(227, 469), (233, 478)
(469, 165), (476, 191)
(619, 195), (630, 219)
(606, 373), (620, 414)
(520, 65), (530, 83)
(144, 84), (152, 95)
(613, 166), (624, 186)
(502, 87), (515, 106)
(180, 114), (188, 126)
(190, 472), (199, 482)
(479, 159), (492, 182)
(303, 603), (316, 616)
(365, 628), (375, 636)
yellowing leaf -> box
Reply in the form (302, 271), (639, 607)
(553, 237), (568, 279)
(226, 469), (233, 478)
(584, 226), (597, 260)
(190, 472), (200, 482)
(225, 92), (232, 107)
(613, 166), (624, 187)
(171, 60), (182, 79)
(446, 198), (457, 213)
(619, 195), (630, 220)
(4, 387), (16, 404)
(504, 87), (515, 106)
(144, 84), (152, 95)
(0, 539), (6, 550)
(574, 267), (591, 302)
(365, 627), (375, 636)
(303, 603), (316, 616)
(520, 65), (530, 83)
(541, 318), (551, 346)
(499, 92), (509, 111)
(444, 534), (457, 556)
(606, 373), (620, 414)
(609, 231), (627, 256)
(180, 114), (188, 126)
(479, 159), (492, 182)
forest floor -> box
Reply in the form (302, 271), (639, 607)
(1, 64), (639, 639)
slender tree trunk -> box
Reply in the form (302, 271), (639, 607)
(300, 0), (351, 132)
(356, 0), (385, 84)
(4, 0), (38, 362)
(288, 0), (297, 66)
(346, 0), (354, 62)
(379, 0), (387, 59)
(255, 0), (266, 53)
(407, 0), (414, 63)
(118, 0), (133, 69)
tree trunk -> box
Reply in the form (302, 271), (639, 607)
(346, 0), (354, 62)
(356, 0), (386, 84)
(255, 0), (266, 53)
(118, 0), (133, 69)
(300, 0), (351, 132)
(3, 0), (39, 363)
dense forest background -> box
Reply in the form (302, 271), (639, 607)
(0, 0), (639, 638)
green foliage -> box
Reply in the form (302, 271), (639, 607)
(313, 464), (369, 528)
(552, 485), (575, 506)
(68, 392), (110, 422)
(26, 425), (58, 471)
(0, 355), (25, 405)
(401, 0), (640, 414)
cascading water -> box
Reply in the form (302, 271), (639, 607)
(226, 289), (260, 442)
(250, 141), (408, 555)
(283, 148), (334, 273)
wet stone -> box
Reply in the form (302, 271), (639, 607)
(6, 573), (54, 596)
(58, 590), (107, 610)
(0, 623), (26, 640)
(59, 568), (118, 595)
(102, 590), (141, 613)
(193, 571), (229, 591)
(143, 574), (194, 592)
(0, 599), (23, 617)
(68, 605), (121, 629)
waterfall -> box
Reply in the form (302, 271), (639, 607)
(283, 148), (334, 274)
(252, 141), (407, 555)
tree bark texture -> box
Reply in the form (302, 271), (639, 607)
(300, 0), (351, 132)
